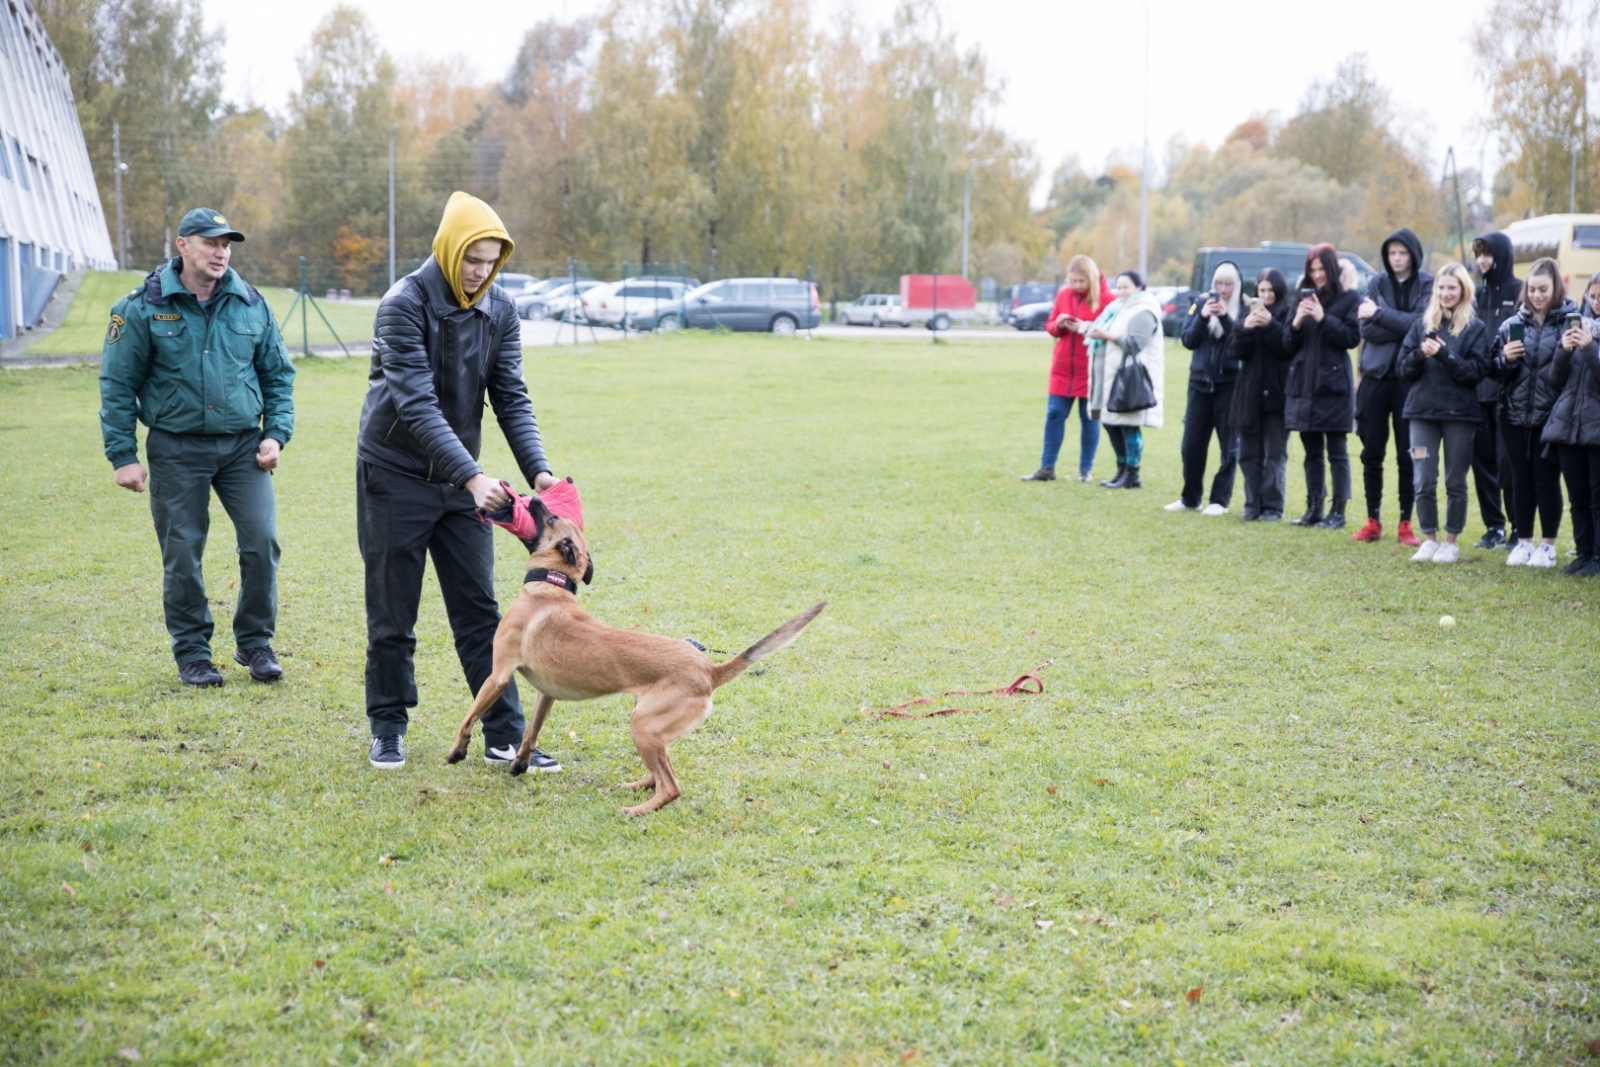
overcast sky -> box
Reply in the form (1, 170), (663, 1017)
(202, 0), (1501, 205)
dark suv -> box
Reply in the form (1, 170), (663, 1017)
(1001, 282), (1058, 325)
(682, 278), (821, 333)
(1191, 242), (1377, 296)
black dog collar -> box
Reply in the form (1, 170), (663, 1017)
(524, 568), (578, 595)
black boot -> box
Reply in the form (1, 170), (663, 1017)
(1099, 462), (1128, 488)
(1316, 499), (1347, 530)
(1290, 496), (1325, 527)
(1121, 464), (1142, 489)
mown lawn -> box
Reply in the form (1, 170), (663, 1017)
(1, 335), (1597, 1065)
(22, 271), (377, 356)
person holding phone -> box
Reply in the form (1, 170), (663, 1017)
(1171, 262), (1244, 515)
(1395, 265), (1489, 564)
(1538, 275), (1600, 575)
(1470, 233), (1522, 548)
(1354, 229), (1432, 547)
(1491, 256), (1575, 568)
(1024, 255), (1114, 483)
(1230, 268), (1294, 520)
(1283, 244), (1361, 529)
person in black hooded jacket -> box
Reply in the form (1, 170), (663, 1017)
(1354, 228), (1432, 546)
(1539, 280), (1600, 575)
(1491, 256), (1574, 568)
(1470, 232), (1521, 549)
(1284, 243), (1362, 529)
(1396, 264), (1489, 564)
(1229, 268), (1293, 520)
(1172, 261), (1243, 514)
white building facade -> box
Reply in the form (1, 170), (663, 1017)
(0, 0), (115, 337)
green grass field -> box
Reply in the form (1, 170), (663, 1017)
(2, 335), (1597, 1065)
(22, 272), (377, 356)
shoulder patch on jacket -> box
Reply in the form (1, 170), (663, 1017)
(241, 281), (263, 307)
(106, 313), (125, 344)
(153, 312), (182, 321)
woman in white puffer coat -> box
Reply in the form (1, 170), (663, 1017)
(1087, 269), (1165, 489)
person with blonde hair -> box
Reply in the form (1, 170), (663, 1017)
(1024, 255), (1115, 482)
(1170, 261), (1243, 513)
(1395, 264), (1489, 563)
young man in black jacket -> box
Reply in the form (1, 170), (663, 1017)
(356, 192), (561, 771)
(1353, 228), (1432, 546)
(1470, 232), (1522, 549)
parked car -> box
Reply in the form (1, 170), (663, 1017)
(498, 272), (538, 296)
(1191, 242), (1376, 296)
(840, 293), (908, 327)
(1009, 300), (1053, 331)
(582, 279), (690, 328)
(515, 277), (593, 318)
(522, 279), (602, 320)
(1505, 213), (1600, 288)
(682, 278), (821, 333)
(1151, 285), (1191, 336)
(1001, 282), (1058, 325)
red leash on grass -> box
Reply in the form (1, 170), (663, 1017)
(863, 660), (1054, 719)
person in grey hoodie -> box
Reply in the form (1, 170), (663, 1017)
(1353, 228), (1432, 546)
(1470, 232), (1522, 548)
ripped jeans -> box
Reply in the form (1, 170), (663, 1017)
(1408, 418), (1477, 536)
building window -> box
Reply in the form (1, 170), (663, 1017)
(0, 134), (10, 180)
(12, 140), (27, 190)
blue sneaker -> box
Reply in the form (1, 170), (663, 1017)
(368, 735), (404, 770)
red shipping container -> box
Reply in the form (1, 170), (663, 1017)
(899, 274), (976, 310)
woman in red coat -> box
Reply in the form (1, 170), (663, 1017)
(1023, 254), (1115, 482)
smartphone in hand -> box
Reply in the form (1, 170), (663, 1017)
(1509, 323), (1525, 343)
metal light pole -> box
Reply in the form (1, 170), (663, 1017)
(113, 123), (127, 269)
(1138, 0), (1150, 280)
(388, 124), (398, 289)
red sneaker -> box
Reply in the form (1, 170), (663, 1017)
(1349, 517), (1383, 542)
(1397, 520), (1422, 547)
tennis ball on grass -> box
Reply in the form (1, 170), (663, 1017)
(1439, 615), (1455, 629)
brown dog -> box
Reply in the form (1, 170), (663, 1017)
(444, 498), (825, 815)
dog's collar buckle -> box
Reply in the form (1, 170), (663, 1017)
(524, 567), (578, 595)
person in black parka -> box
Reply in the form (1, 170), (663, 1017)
(1491, 256), (1574, 569)
(1229, 268), (1293, 520)
(1396, 264), (1490, 563)
(1539, 271), (1600, 575)
(1174, 261), (1243, 513)
(1470, 232), (1522, 548)
(1284, 243), (1362, 529)
(1355, 227), (1433, 545)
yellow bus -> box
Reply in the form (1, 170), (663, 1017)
(1504, 214), (1600, 290)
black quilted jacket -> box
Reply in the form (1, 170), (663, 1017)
(357, 257), (549, 487)
(1492, 299), (1579, 429)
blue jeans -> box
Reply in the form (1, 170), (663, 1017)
(1042, 395), (1100, 473)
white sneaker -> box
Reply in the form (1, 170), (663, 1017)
(1164, 500), (1198, 512)
(1506, 541), (1534, 566)
(1200, 503), (1228, 516)
(1430, 542), (1459, 564)
(1528, 542), (1558, 568)
(1411, 540), (1439, 562)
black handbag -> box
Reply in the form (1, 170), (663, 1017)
(1106, 349), (1157, 413)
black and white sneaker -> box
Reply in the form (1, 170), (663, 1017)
(525, 748), (562, 773)
(369, 735), (405, 769)
(484, 742), (517, 767)
(1474, 527), (1507, 550)
(179, 660), (224, 688)
(234, 645), (282, 682)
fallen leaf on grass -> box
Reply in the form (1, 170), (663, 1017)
(1035, 919), (1053, 930)
(902, 1052), (920, 1062)
(1118, 999), (1134, 1009)
(1094, 778), (1109, 788)
(657, 910), (671, 921)
(249, 760), (258, 772)
(1185, 986), (1202, 1004)
(383, 883), (394, 895)
(80, 841), (91, 852)
(867, 817), (881, 825)
(1066, 925), (1079, 937)
(117, 1049), (141, 1062)
(60, 882), (75, 897)
(313, 959), (325, 970)
(1046, 786), (1058, 795)
(1582, 1036), (1600, 1055)
(726, 988), (741, 999)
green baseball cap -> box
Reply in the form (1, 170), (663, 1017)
(177, 207), (245, 242)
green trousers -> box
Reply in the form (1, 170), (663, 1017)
(146, 428), (280, 665)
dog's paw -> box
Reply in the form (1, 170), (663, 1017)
(509, 760), (529, 777)
(444, 747), (468, 765)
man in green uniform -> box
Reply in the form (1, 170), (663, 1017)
(98, 208), (296, 687)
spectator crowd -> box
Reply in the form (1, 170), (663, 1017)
(1024, 236), (1600, 576)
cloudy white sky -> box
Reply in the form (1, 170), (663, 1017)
(203, 0), (1501, 205)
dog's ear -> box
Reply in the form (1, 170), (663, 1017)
(582, 555), (594, 585)
(557, 537), (579, 568)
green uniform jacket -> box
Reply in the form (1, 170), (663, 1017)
(98, 259), (295, 469)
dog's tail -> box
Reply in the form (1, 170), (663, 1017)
(712, 601), (826, 689)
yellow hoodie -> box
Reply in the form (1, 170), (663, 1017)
(431, 191), (515, 309)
